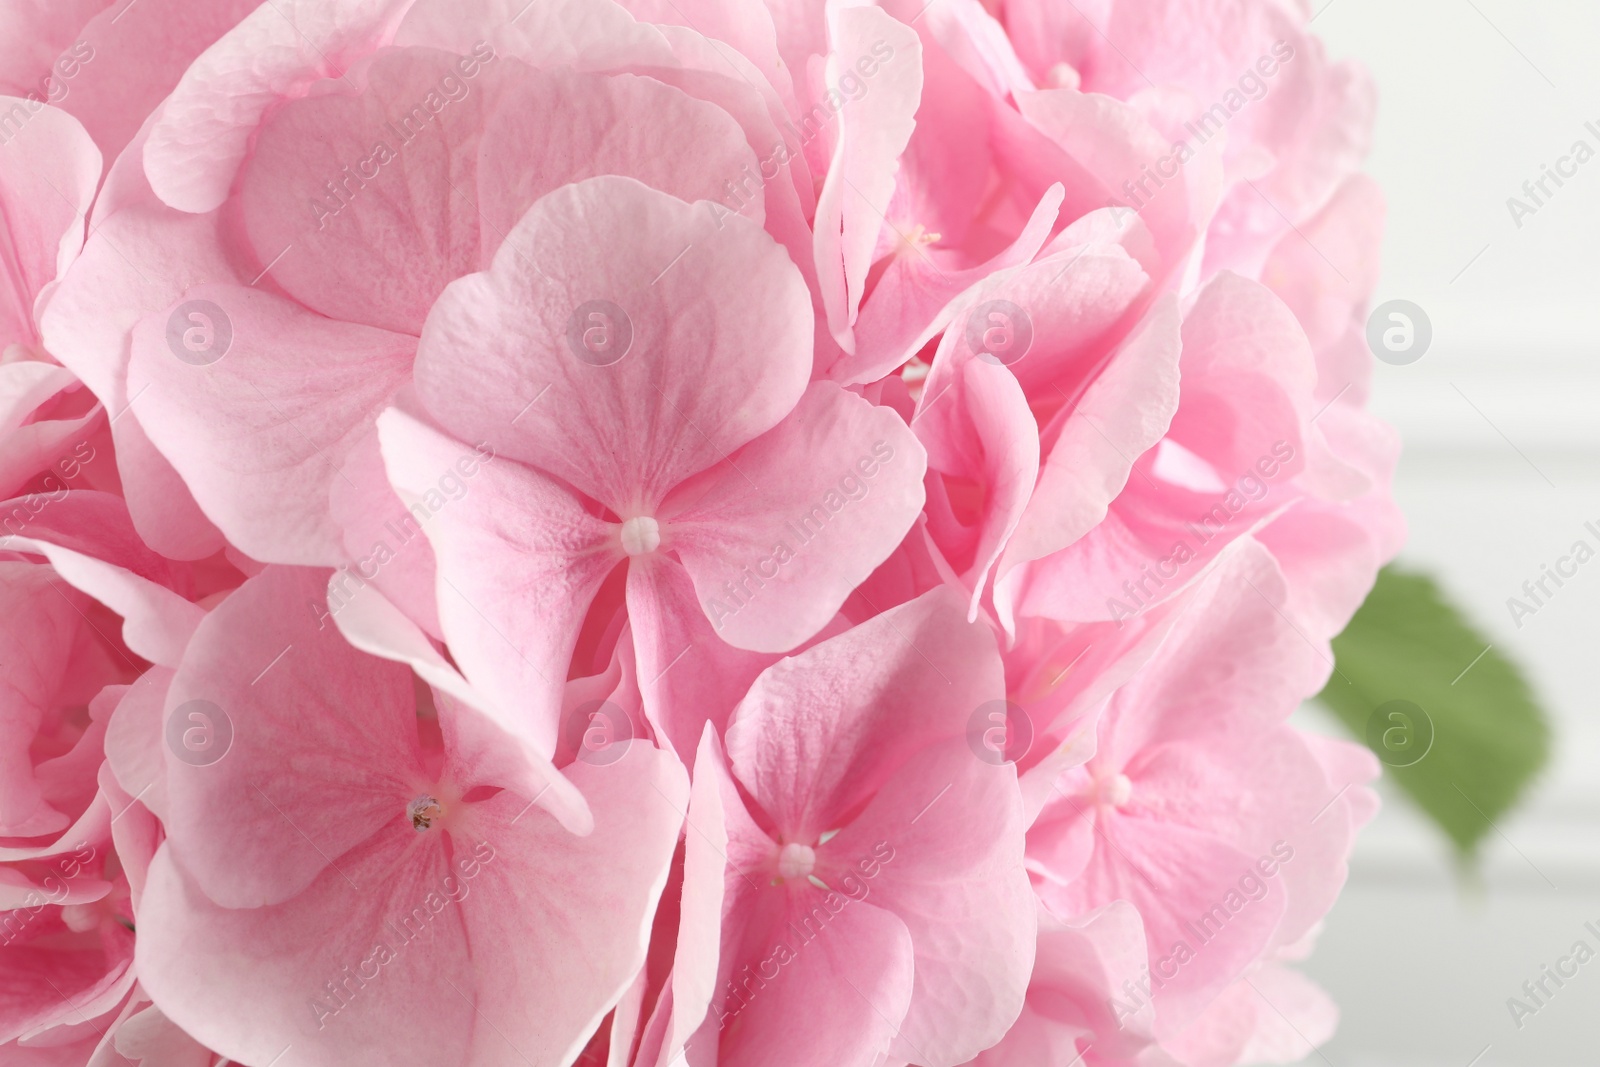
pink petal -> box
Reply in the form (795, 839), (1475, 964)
(413, 175), (811, 514)
(715, 892), (915, 1067)
(137, 745), (687, 1067)
(327, 422), (440, 640)
(1040, 815), (1287, 1039)
(915, 340), (1038, 614)
(103, 667), (174, 825)
(655, 727), (733, 1063)
(38, 177), (238, 559)
(1095, 544), (1325, 768)
(327, 574), (593, 836)
(396, 0), (678, 70)
(999, 293), (1181, 580)
(666, 382), (927, 653)
(0, 98), (99, 345)
(127, 284), (415, 565)
(623, 557), (778, 762)
(378, 406), (618, 749)
(725, 586), (1002, 841)
(0, 2), (109, 103)
(57, 0), (260, 160)
(142, 0), (413, 214)
(0, 492), (204, 668)
(1006, 274), (1319, 625)
(161, 566), (424, 908)
(811, 5), (923, 351)
(827, 741), (1035, 1065)
(839, 185), (1063, 386)
(235, 47), (506, 336)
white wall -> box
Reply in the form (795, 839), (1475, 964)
(1290, 2), (1600, 1064)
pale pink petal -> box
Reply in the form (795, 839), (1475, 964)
(839, 185), (1063, 386)
(1007, 274), (1319, 624)
(102, 667), (173, 825)
(160, 566), (423, 908)
(142, 0), (413, 213)
(0, 1), (109, 101)
(714, 892), (915, 1067)
(472, 67), (767, 257)
(1235, 965), (1338, 1065)
(0, 493), (204, 668)
(0, 98), (99, 345)
(235, 46), (507, 335)
(811, 5), (922, 351)
(396, 0), (678, 70)
(655, 726), (730, 1063)
(38, 169), (235, 559)
(1000, 293), (1181, 578)
(666, 383), (927, 653)
(57, 0), (260, 159)
(827, 741), (1035, 1065)
(725, 587), (1003, 838)
(107, 1000), (214, 1067)
(413, 175), (811, 514)
(623, 558), (778, 762)
(378, 406), (618, 751)
(127, 284), (415, 565)
(137, 745), (686, 1067)
(973, 900), (1158, 1066)
(914, 342), (1037, 615)
(1038, 816), (1287, 1039)
(328, 422), (440, 639)
(328, 575), (593, 836)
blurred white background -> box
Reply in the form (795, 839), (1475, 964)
(1288, 1), (1600, 1064)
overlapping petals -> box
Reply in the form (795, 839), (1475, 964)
(0, 0), (1399, 1064)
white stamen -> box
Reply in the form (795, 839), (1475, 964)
(620, 515), (661, 556)
(777, 842), (817, 881)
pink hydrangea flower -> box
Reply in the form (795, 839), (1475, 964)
(0, 0), (1404, 1064)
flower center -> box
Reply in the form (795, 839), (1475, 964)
(898, 222), (942, 255)
(408, 794), (444, 832)
(776, 841), (817, 881)
(619, 515), (661, 556)
(1094, 773), (1133, 810)
(1045, 62), (1081, 90)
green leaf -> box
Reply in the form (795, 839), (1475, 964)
(1316, 565), (1551, 858)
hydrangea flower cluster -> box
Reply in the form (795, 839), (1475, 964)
(0, 0), (1403, 1063)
